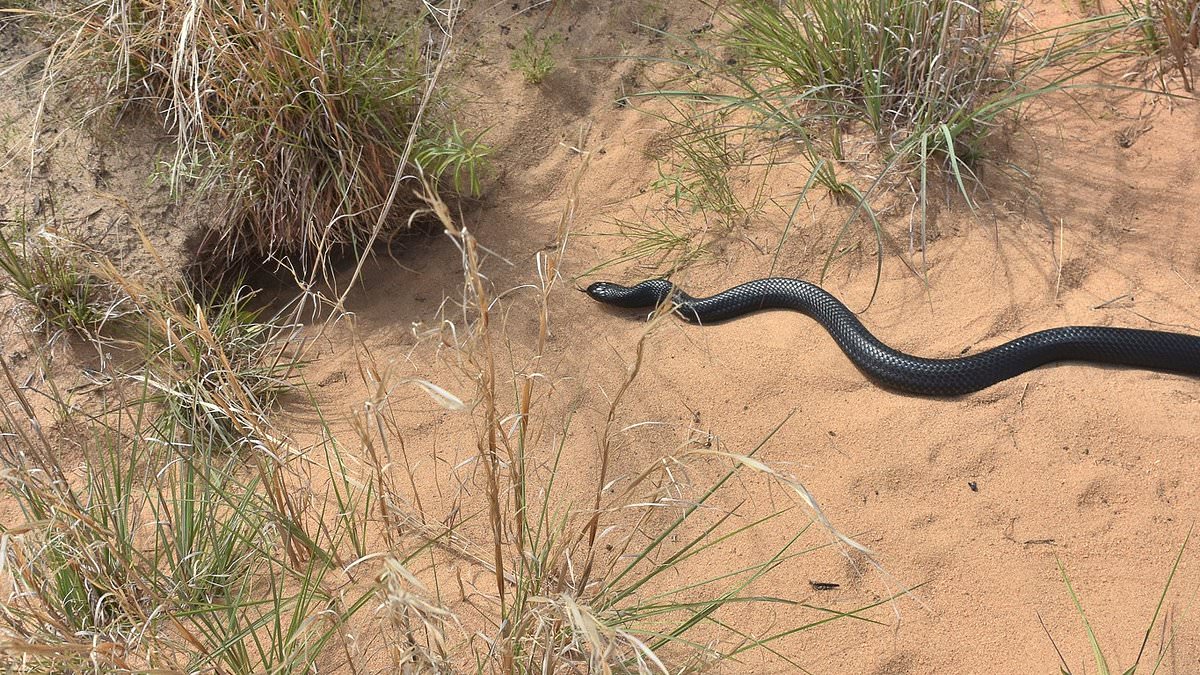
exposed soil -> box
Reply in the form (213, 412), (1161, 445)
(1, 1), (1198, 672)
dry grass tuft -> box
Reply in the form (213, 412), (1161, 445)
(1121, 0), (1200, 90)
(0, 212), (132, 341)
(35, 0), (487, 271)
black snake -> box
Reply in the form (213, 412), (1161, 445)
(584, 278), (1200, 396)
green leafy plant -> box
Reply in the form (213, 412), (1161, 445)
(413, 122), (492, 198)
(511, 29), (561, 84)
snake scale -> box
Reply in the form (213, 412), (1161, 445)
(584, 278), (1200, 396)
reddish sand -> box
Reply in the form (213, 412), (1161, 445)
(1, 1), (1197, 672)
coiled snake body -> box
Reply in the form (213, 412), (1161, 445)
(584, 278), (1200, 396)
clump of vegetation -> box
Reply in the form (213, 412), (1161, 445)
(0, 223), (313, 670)
(38, 0), (488, 272)
(726, 0), (1018, 166)
(633, 0), (1143, 299)
(0, 210), (301, 443)
(511, 29), (561, 84)
(0, 214), (129, 340)
(1120, 0), (1200, 90)
(0, 235), (315, 671)
(0, 377), (346, 673)
(123, 278), (304, 448)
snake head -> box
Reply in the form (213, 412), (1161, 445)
(583, 281), (649, 308)
(583, 281), (623, 303)
(585, 279), (677, 309)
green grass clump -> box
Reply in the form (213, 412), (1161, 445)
(0, 218), (301, 450)
(39, 0), (488, 272)
(730, 0), (1011, 153)
(0, 215), (129, 339)
(634, 0), (1141, 299)
(511, 29), (561, 84)
(650, 110), (770, 227)
(123, 277), (304, 448)
(0, 253), (335, 673)
(0, 373), (355, 673)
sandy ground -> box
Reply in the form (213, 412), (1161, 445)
(2, 0), (1199, 672)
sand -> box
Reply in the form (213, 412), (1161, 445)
(1, 0), (1197, 672)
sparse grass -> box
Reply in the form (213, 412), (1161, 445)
(0, 213), (129, 340)
(510, 29), (561, 84)
(0, 209), (302, 443)
(0, 252), (351, 672)
(582, 211), (714, 277)
(1043, 526), (1192, 674)
(36, 0), (487, 272)
(2, 1), (1194, 671)
(634, 0), (1144, 301)
(394, 161), (888, 672)
(649, 109), (771, 227)
(0, 153), (889, 671)
(0, 369), (363, 673)
(584, 107), (771, 278)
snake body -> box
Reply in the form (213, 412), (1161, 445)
(584, 278), (1200, 396)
